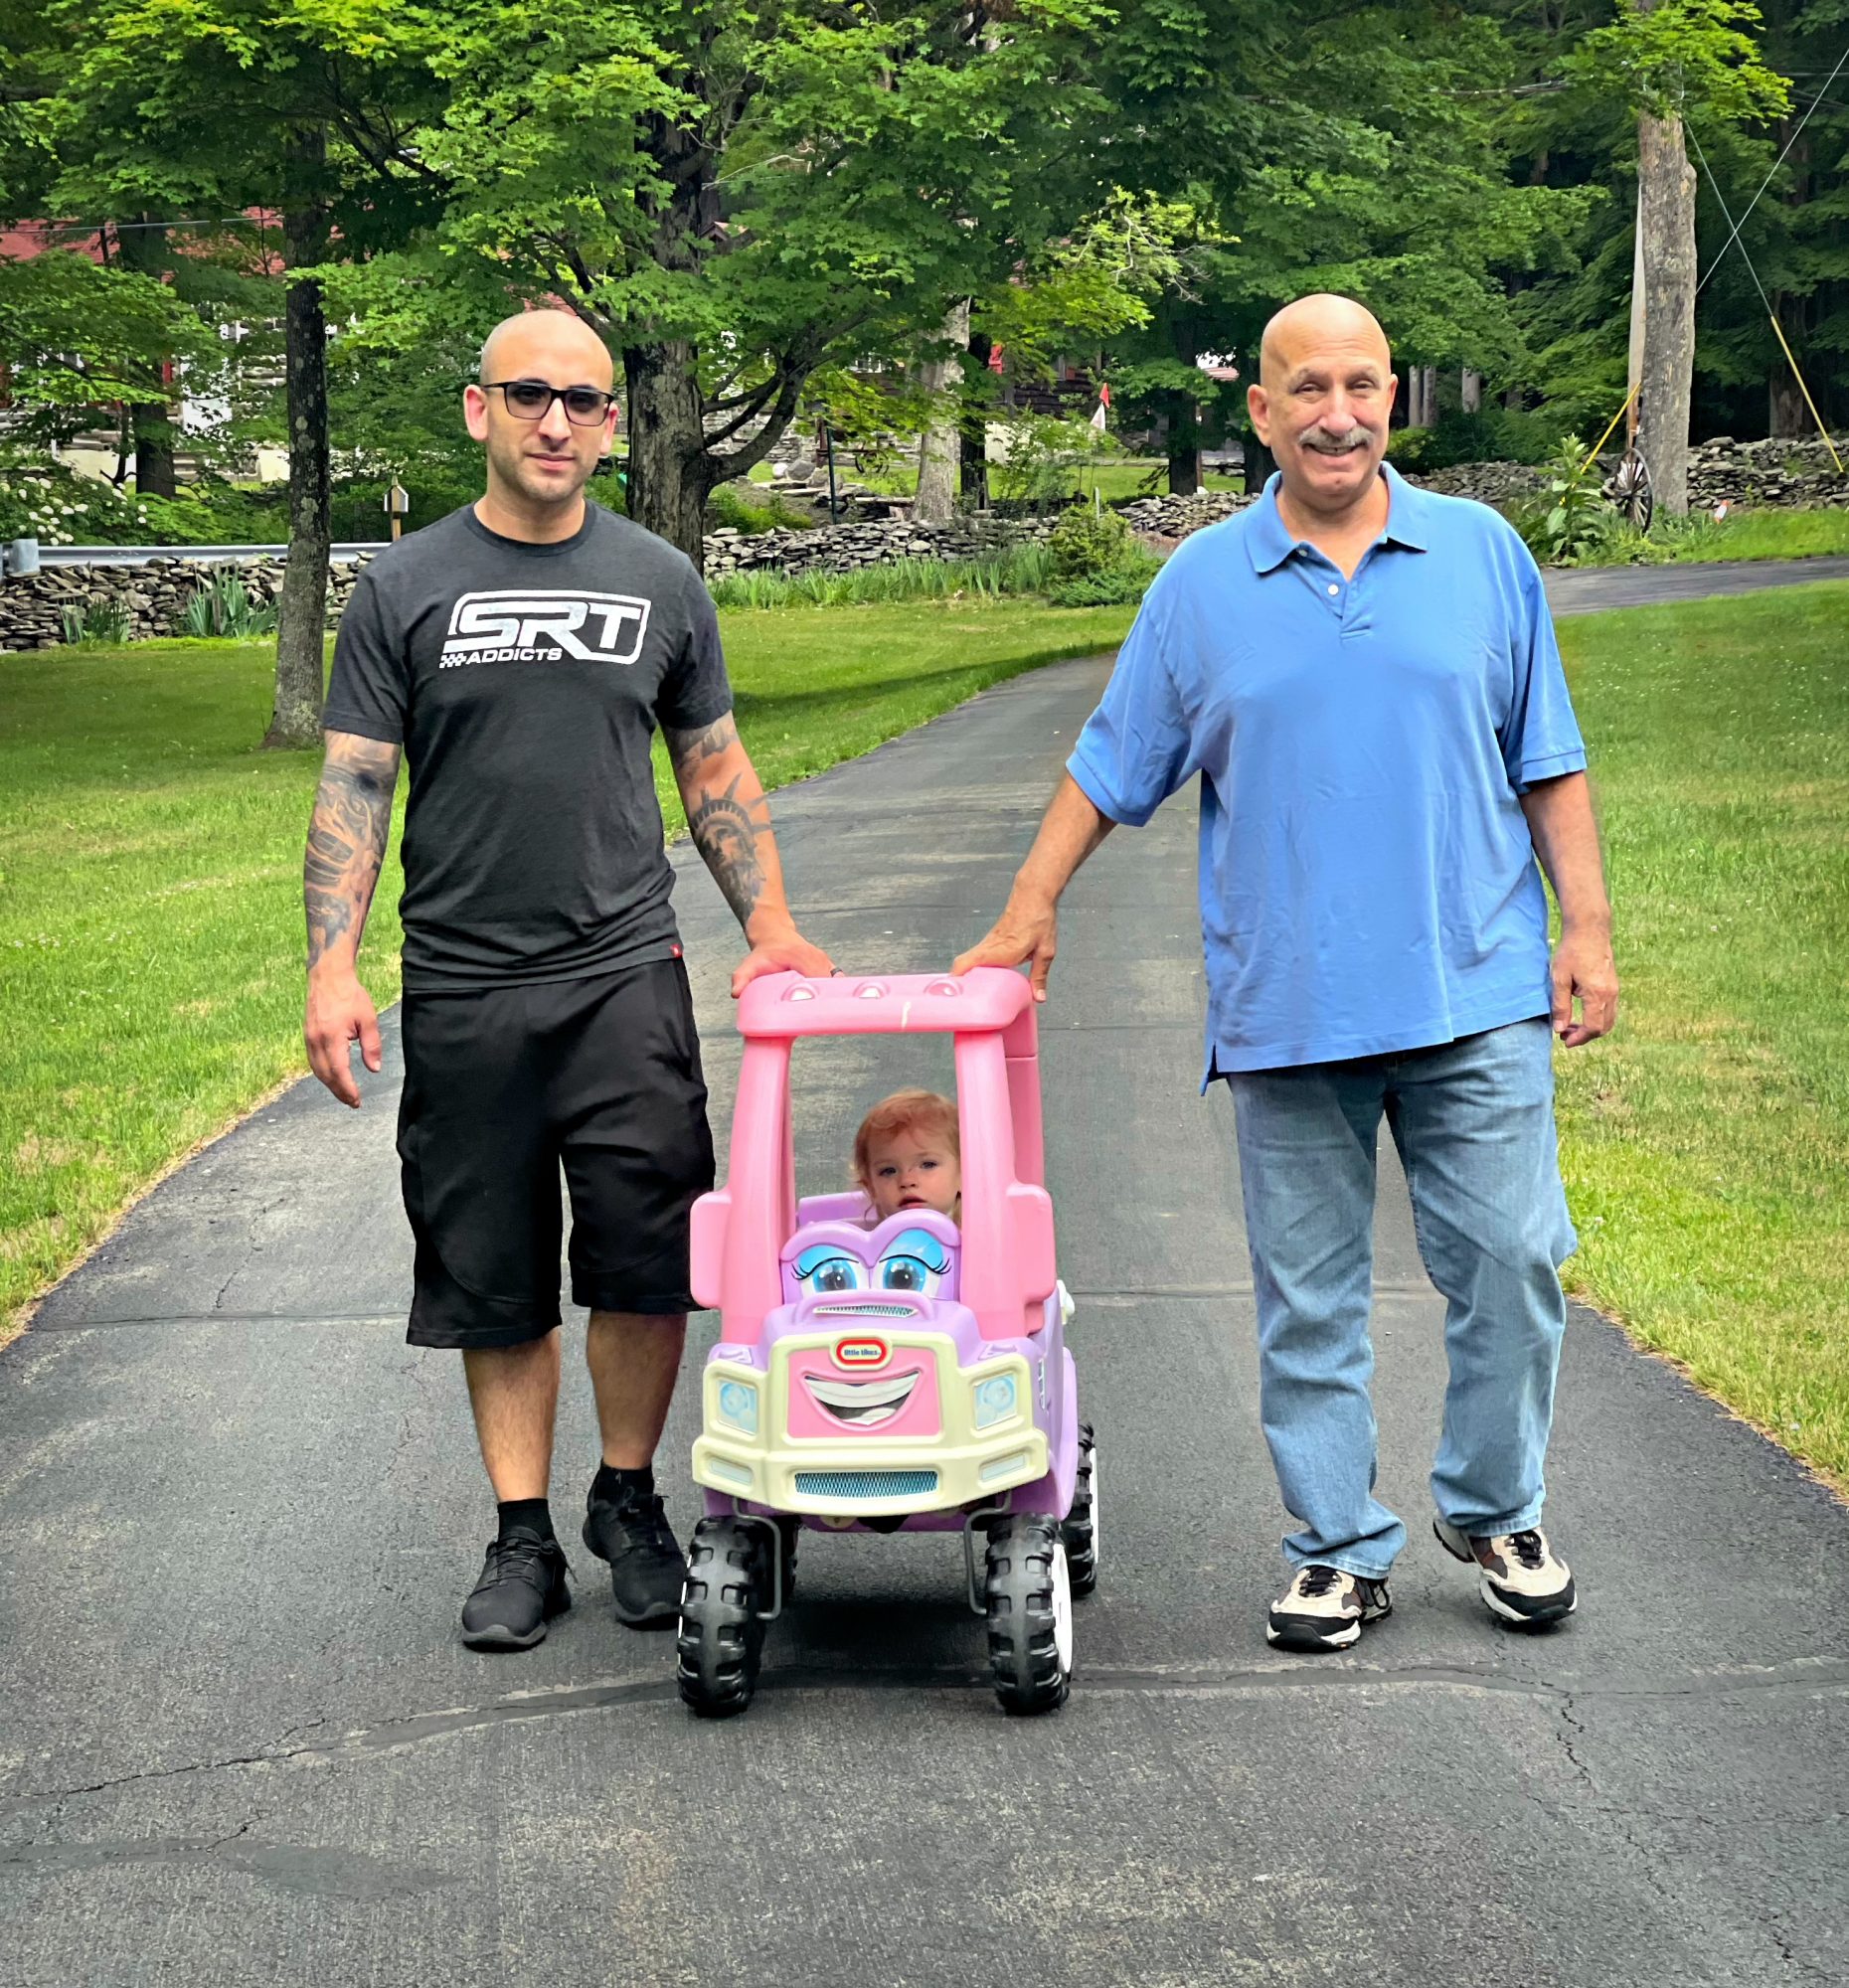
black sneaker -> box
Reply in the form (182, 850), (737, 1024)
(1433, 1519), (1577, 1628)
(583, 1478), (687, 1629)
(1265, 1564), (1392, 1652)
(459, 1530), (572, 1650)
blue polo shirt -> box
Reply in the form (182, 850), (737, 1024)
(1067, 465), (1586, 1079)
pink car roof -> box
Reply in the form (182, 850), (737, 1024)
(736, 968), (1034, 1042)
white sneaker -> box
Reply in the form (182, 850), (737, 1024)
(1433, 1519), (1577, 1627)
(1265, 1565), (1392, 1652)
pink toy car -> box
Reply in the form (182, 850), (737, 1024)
(678, 967), (1096, 1717)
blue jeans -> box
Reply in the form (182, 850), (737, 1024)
(1228, 1018), (1577, 1579)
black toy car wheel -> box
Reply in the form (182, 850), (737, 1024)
(1063, 1421), (1098, 1597)
(775, 1516), (800, 1602)
(677, 1516), (767, 1719)
(983, 1513), (1073, 1715)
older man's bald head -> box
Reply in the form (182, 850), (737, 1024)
(478, 309), (613, 387)
(1259, 294), (1392, 388)
(1246, 292), (1398, 525)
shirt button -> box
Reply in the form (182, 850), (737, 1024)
(1327, 582), (1340, 596)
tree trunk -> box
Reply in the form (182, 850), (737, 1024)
(915, 300), (968, 524)
(115, 218), (177, 500)
(1768, 295), (1809, 436)
(1634, 110), (1696, 515)
(1166, 418), (1201, 496)
(1461, 368), (1482, 414)
(623, 339), (712, 567)
(1244, 430), (1277, 493)
(265, 131), (333, 750)
(960, 325), (992, 510)
(1165, 317), (1201, 495)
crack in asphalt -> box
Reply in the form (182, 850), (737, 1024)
(7, 1653), (1846, 1809)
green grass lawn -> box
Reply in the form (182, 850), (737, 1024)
(6, 584), (1847, 1499)
(1554, 582), (1849, 1490)
(1649, 504), (1849, 563)
(0, 601), (1136, 1338)
(1565, 504), (1849, 568)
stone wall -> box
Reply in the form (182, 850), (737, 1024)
(1685, 434), (1849, 510)
(1407, 432), (1849, 512)
(7, 432), (1841, 650)
(706, 511), (1059, 579)
(0, 555), (368, 652)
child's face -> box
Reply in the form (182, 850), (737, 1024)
(864, 1126), (961, 1221)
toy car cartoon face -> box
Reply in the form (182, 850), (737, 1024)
(778, 1209), (961, 1310)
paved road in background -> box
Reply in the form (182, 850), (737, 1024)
(1542, 551), (1849, 613)
(4, 568), (1846, 1985)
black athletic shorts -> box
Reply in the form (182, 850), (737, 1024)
(397, 957), (715, 1350)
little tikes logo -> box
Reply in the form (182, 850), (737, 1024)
(831, 1336), (890, 1371)
(440, 589), (651, 668)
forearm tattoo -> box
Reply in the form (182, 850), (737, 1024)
(304, 736), (400, 970)
(665, 712), (740, 778)
(686, 772), (768, 929)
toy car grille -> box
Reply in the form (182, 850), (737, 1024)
(793, 1468), (940, 1500)
(816, 1303), (915, 1318)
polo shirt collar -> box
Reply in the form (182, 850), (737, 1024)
(1246, 460), (1429, 575)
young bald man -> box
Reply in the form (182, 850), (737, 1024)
(957, 293), (1617, 1651)
(302, 310), (832, 1649)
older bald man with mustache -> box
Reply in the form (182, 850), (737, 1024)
(958, 294), (1616, 1651)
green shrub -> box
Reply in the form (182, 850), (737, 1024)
(1397, 406), (1557, 473)
(1047, 556), (1159, 607)
(1046, 503), (1135, 581)
(705, 484), (813, 536)
(1507, 437), (1628, 566)
(135, 486), (289, 546)
(179, 570), (277, 638)
(705, 541), (1054, 610)
(58, 599), (133, 646)
(0, 455), (158, 547)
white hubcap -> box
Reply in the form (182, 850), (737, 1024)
(1051, 1541), (1074, 1674)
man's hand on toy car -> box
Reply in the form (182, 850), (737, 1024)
(731, 916), (836, 999)
(953, 891), (1059, 1001)
(954, 775), (1115, 1001)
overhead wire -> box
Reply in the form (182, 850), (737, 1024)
(1693, 39), (1849, 299)
(1685, 119), (1842, 470)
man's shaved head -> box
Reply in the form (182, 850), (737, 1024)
(1259, 294), (1392, 388)
(1248, 291), (1399, 526)
(478, 309), (613, 387)
(465, 309), (618, 537)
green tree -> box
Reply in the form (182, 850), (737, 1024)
(28, 0), (445, 742)
(390, 0), (1126, 564)
(0, 247), (211, 437)
(1560, 0), (1789, 508)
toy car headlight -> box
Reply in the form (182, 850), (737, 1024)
(717, 1378), (759, 1435)
(972, 1373), (1018, 1429)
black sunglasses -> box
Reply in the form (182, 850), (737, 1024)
(480, 379), (616, 425)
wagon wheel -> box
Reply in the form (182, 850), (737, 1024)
(1611, 447), (1654, 534)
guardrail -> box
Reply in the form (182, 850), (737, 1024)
(23, 542), (388, 569)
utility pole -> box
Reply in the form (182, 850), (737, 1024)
(1628, 0), (1697, 515)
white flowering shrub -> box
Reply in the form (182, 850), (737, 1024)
(0, 455), (153, 548)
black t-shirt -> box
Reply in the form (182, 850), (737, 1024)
(323, 502), (733, 992)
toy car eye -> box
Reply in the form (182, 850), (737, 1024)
(878, 1254), (942, 1297)
(794, 1248), (865, 1294)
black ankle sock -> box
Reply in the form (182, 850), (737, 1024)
(497, 1497), (555, 1543)
(591, 1462), (654, 1505)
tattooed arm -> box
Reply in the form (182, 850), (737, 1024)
(665, 712), (834, 996)
(302, 730), (401, 1106)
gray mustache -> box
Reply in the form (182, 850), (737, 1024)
(1301, 430), (1370, 453)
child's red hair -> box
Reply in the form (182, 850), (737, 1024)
(852, 1088), (959, 1188)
